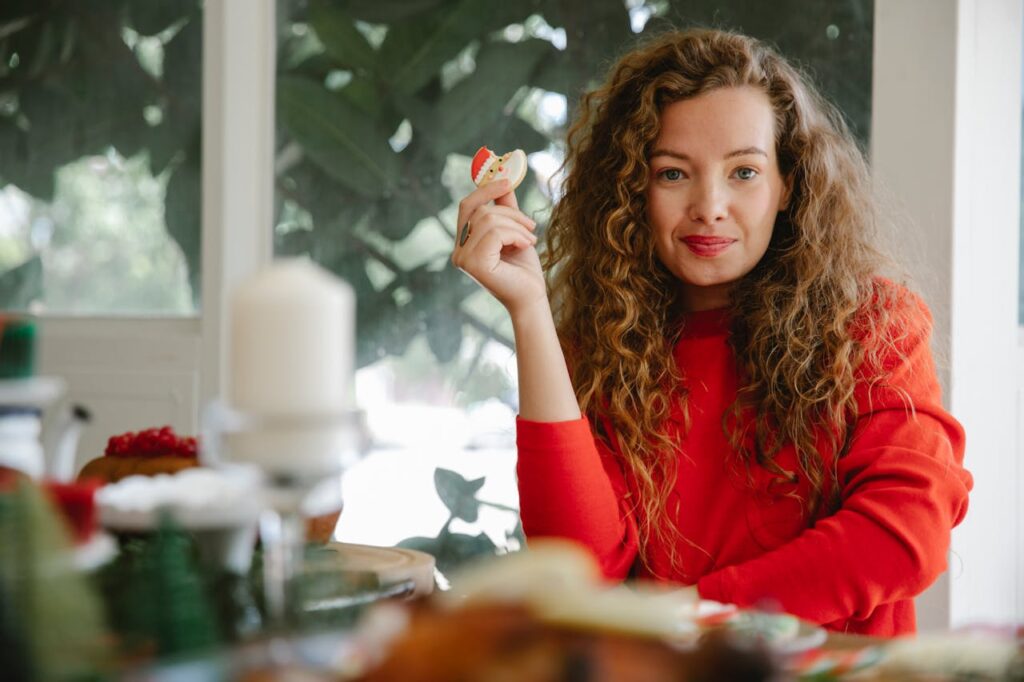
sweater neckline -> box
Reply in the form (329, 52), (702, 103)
(677, 307), (732, 338)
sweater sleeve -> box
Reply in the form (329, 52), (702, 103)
(696, 299), (973, 625)
(516, 416), (640, 580)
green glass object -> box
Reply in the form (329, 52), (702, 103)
(0, 318), (37, 379)
(98, 518), (222, 658)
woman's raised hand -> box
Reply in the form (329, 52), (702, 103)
(452, 180), (580, 422)
(451, 179), (549, 317)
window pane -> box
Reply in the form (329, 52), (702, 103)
(0, 2), (202, 314)
(273, 0), (873, 571)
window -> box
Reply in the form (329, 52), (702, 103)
(0, 2), (202, 315)
(272, 0), (874, 573)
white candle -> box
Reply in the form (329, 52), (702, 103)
(230, 259), (355, 417)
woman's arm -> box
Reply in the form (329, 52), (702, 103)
(510, 302), (580, 421)
(516, 415), (640, 579)
(450, 182), (579, 421)
(696, 298), (972, 626)
(452, 182), (635, 570)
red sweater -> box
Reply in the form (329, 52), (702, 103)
(516, 298), (972, 636)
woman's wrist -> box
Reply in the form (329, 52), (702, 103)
(509, 297), (581, 422)
(508, 297), (556, 333)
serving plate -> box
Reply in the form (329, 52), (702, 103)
(694, 601), (827, 655)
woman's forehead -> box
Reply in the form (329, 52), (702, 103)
(653, 86), (776, 157)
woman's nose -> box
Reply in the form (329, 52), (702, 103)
(687, 180), (728, 224)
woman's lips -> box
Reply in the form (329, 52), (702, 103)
(682, 236), (736, 257)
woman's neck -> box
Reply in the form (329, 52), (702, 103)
(680, 282), (732, 312)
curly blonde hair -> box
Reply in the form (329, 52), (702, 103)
(543, 28), (914, 576)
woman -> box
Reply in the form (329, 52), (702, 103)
(450, 28), (971, 636)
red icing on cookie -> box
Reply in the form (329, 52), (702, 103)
(471, 147), (494, 184)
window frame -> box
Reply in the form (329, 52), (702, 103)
(199, 0), (277, 406)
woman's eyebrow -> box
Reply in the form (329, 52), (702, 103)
(649, 146), (769, 160)
(725, 146), (768, 159)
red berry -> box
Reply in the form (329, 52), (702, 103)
(104, 425), (198, 459)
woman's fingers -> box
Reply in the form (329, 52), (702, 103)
(466, 207), (537, 246)
(484, 204), (537, 231)
(494, 186), (519, 211)
(456, 179), (512, 232)
(456, 220), (538, 257)
(453, 198), (536, 255)
(449, 180), (546, 313)
(452, 218), (537, 268)
(451, 179), (543, 311)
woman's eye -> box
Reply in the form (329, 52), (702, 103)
(734, 167), (758, 180)
(659, 168), (684, 181)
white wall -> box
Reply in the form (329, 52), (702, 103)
(872, 0), (1023, 628)
(38, 318), (201, 473)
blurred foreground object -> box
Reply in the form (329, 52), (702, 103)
(0, 316), (36, 379)
(355, 602), (778, 682)
(78, 425), (199, 483)
(223, 259), (360, 627)
(350, 540), (779, 682)
(0, 474), (112, 679)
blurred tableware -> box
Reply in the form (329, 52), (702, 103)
(119, 629), (365, 682)
(210, 260), (363, 630)
(0, 376), (84, 480)
(46, 403), (92, 481)
(96, 466), (263, 574)
(203, 401), (367, 626)
(318, 543), (435, 599)
(70, 530), (118, 571)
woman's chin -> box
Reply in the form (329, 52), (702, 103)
(676, 269), (742, 290)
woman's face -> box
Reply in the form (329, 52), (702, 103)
(646, 86), (791, 312)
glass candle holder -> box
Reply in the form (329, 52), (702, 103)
(202, 400), (366, 629)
